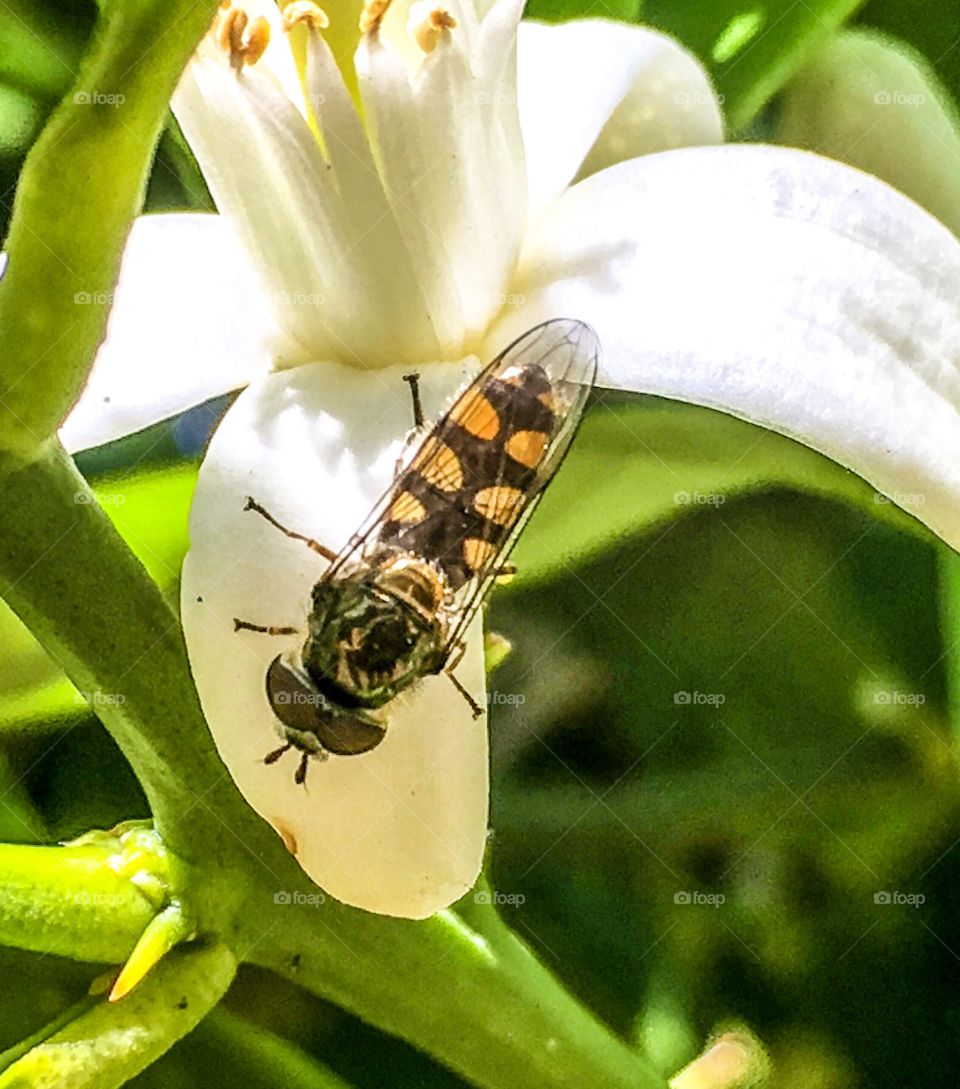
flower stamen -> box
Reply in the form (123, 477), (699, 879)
(408, 3), (456, 54)
(282, 0), (330, 32)
(216, 4), (271, 71)
(359, 0), (392, 37)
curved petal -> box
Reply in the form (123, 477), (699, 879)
(180, 358), (489, 918)
(60, 213), (282, 454)
(518, 19), (723, 215)
(490, 144), (960, 549)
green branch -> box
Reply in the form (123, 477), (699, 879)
(0, 0), (219, 457)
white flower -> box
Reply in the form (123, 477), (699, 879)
(61, 0), (960, 919)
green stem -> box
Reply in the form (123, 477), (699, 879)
(251, 905), (665, 1089)
(0, 943), (235, 1089)
(0, 842), (154, 963)
(0, 447), (241, 847)
(0, 0), (219, 456)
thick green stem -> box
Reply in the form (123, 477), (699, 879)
(0, 444), (667, 1089)
(0, 943), (235, 1089)
(0, 447), (240, 846)
(0, 0), (219, 455)
(252, 905), (665, 1089)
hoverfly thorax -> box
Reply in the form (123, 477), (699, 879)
(303, 571), (443, 707)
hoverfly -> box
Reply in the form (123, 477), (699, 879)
(234, 318), (599, 784)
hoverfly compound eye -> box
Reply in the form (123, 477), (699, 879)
(266, 654), (327, 735)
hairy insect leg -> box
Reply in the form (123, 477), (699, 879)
(264, 743), (292, 765)
(445, 641), (483, 719)
(295, 752), (310, 786)
(234, 619), (299, 635)
(244, 497), (336, 562)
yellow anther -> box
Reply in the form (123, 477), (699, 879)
(408, 3), (456, 53)
(216, 4), (271, 71)
(283, 0), (330, 31)
(359, 0), (392, 36)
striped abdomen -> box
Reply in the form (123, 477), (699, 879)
(377, 363), (557, 590)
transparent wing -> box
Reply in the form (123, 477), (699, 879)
(324, 319), (599, 658)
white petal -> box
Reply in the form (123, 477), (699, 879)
(60, 214), (280, 454)
(491, 145), (960, 549)
(356, 0), (527, 356)
(180, 359), (489, 918)
(174, 53), (437, 366)
(518, 20), (723, 215)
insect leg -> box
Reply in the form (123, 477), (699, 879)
(234, 619), (300, 635)
(244, 497), (336, 562)
(444, 640), (484, 719)
(264, 743), (292, 765)
(295, 752), (310, 786)
(402, 372), (425, 429)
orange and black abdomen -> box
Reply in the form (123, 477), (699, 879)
(378, 363), (557, 590)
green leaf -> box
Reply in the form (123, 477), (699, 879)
(775, 28), (960, 236)
(642, 0), (868, 132)
(511, 398), (932, 584)
(525, 0), (641, 24)
(162, 1008), (355, 1089)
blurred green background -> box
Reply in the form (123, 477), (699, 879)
(2, 1), (960, 1087)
